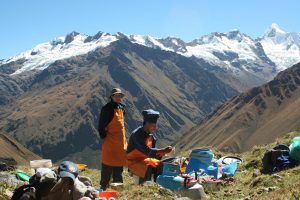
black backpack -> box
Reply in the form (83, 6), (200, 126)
(262, 144), (291, 174)
(11, 174), (57, 200)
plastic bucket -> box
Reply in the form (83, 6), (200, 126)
(99, 191), (117, 200)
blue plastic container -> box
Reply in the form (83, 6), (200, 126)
(157, 175), (184, 191)
(162, 163), (180, 176)
(185, 148), (214, 174)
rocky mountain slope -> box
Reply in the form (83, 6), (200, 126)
(2, 24), (300, 92)
(0, 39), (237, 166)
(177, 62), (300, 153)
(1, 24), (300, 166)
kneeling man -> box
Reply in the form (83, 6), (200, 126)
(127, 109), (173, 184)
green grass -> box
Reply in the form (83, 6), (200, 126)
(80, 169), (175, 200)
(208, 131), (300, 200)
(0, 179), (16, 200)
(1, 132), (300, 199)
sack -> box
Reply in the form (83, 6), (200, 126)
(11, 169), (57, 200)
(262, 144), (291, 174)
(289, 137), (300, 161)
(11, 184), (34, 200)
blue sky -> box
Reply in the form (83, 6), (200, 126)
(1, 0), (300, 59)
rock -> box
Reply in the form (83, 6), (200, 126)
(109, 182), (124, 191)
(256, 189), (263, 194)
(252, 169), (261, 177)
(142, 181), (156, 186)
(264, 187), (277, 192)
(272, 174), (282, 180)
(159, 186), (174, 196)
(5, 190), (14, 198)
(177, 183), (206, 200)
(153, 193), (159, 198)
(175, 198), (191, 200)
(250, 177), (263, 187)
(0, 157), (17, 171)
(0, 172), (24, 186)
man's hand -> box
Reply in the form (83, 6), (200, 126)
(156, 146), (173, 157)
(164, 146), (173, 154)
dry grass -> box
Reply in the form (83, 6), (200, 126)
(1, 132), (300, 199)
(207, 131), (300, 200)
(81, 169), (175, 200)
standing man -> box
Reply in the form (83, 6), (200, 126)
(98, 88), (128, 190)
(127, 109), (173, 184)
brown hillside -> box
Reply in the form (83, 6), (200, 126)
(177, 62), (300, 153)
(0, 39), (237, 167)
(0, 134), (41, 165)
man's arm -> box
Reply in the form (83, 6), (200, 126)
(98, 106), (113, 139)
(131, 133), (158, 158)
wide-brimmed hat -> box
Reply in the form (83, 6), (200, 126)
(111, 88), (124, 97)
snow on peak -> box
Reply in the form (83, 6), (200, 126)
(128, 35), (173, 51)
(260, 24), (300, 70)
(4, 31), (118, 75)
(2, 23), (300, 75)
(264, 23), (286, 38)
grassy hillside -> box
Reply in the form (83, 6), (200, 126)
(177, 62), (300, 153)
(1, 132), (299, 199)
(0, 133), (41, 165)
(208, 131), (300, 200)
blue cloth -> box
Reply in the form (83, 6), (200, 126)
(221, 161), (238, 177)
(273, 155), (292, 172)
(127, 126), (158, 158)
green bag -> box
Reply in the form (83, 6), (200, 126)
(289, 137), (300, 161)
(16, 170), (31, 182)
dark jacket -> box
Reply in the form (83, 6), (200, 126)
(98, 101), (125, 139)
(127, 126), (159, 158)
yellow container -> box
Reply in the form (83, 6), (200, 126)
(77, 164), (88, 171)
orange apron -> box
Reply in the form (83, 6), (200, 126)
(102, 108), (127, 166)
(126, 136), (161, 178)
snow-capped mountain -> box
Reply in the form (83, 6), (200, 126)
(1, 23), (300, 89)
(259, 23), (300, 71)
(2, 31), (119, 75)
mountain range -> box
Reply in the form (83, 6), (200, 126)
(2, 23), (300, 92)
(1, 24), (299, 166)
